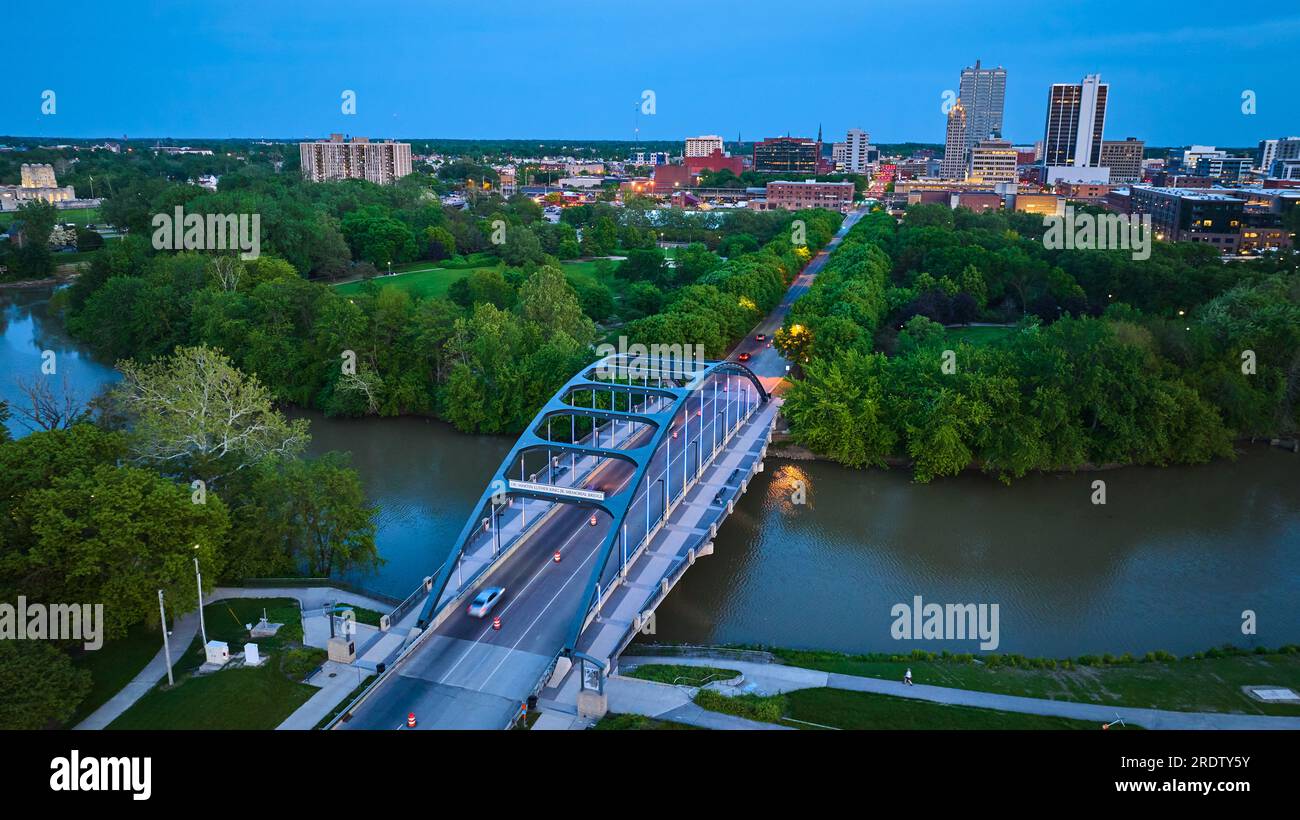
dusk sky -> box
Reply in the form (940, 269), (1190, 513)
(3, 1), (1296, 146)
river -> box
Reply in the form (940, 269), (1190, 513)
(4, 284), (1298, 656)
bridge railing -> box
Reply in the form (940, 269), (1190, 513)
(582, 372), (765, 631)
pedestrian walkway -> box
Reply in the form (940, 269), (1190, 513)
(620, 655), (1300, 730)
(74, 585), (404, 731)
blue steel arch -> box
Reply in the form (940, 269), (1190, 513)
(417, 354), (769, 659)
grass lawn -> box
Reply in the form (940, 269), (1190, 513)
(625, 664), (739, 686)
(779, 688), (1133, 730)
(344, 605), (385, 627)
(592, 713), (700, 730)
(945, 325), (1015, 346)
(333, 258), (615, 301)
(67, 620), (166, 726)
(107, 597), (324, 730)
(1, 207), (100, 230)
(769, 647), (1300, 717)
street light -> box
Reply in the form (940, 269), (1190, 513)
(194, 547), (207, 647)
(158, 589), (174, 686)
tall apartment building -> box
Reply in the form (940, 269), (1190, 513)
(967, 139), (1017, 185)
(1100, 137), (1145, 184)
(958, 60), (1007, 145)
(684, 135), (725, 158)
(843, 128), (872, 173)
(753, 136), (820, 174)
(941, 99), (968, 180)
(1257, 139), (1279, 173)
(1042, 74), (1109, 183)
(1262, 137), (1300, 176)
(299, 134), (413, 185)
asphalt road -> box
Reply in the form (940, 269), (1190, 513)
(341, 383), (744, 729)
(728, 206), (868, 391)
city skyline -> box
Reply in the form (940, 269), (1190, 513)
(2, 1), (1296, 145)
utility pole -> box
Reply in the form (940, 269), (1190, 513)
(158, 590), (174, 686)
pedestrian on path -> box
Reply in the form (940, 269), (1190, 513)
(904, 667), (913, 686)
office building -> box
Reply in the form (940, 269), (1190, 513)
(1194, 155), (1253, 183)
(685, 149), (744, 177)
(1100, 138), (1145, 184)
(763, 179), (855, 212)
(299, 134), (412, 185)
(941, 99), (968, 179)
(685, 135), (725, 158)
(1129, 186), (1245, 250)
(967, 139), (1017, 185)
(959, 59), (1007, 144)
(1042, 74), (1108, 183)
(753, 136), (820, 174)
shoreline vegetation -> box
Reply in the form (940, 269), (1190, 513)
(775, 206), (1300, 484)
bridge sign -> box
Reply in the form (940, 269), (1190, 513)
(508, 479), (605, 502)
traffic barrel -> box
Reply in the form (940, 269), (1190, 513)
(589, 513), (598, 526)
(407, 712), (417, 728)
(554, 550), (562, 563)
(493, 615), (501, 630)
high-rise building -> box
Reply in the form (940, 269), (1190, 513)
(967, 139), (1017, 185)
(1042, 74), (1109, 183)
(753, 136), (820, 174)
(1100, 138), (1145, 184)
(958, 60), (1007, 145)
(1257, 139), (1280, 174)
(941, 99), (968, 180)
(685, 135), (725, 158)
(299, 134), (412, 185)
(843, 128), (872, 173)
(1261, 137), (1300, 175)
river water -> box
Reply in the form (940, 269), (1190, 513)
(4, 284), (1298, 656)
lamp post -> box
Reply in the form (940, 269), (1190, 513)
(194, 549), (207, 647)
(158, 589), (174, 686)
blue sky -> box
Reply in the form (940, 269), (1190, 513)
(2, 1), (1296, 146)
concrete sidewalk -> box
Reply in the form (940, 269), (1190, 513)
(604, 675), (792, 730)
(621, 655), (1300, 730)
(75, 585), (402, 731)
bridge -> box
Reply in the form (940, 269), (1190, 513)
(332, 353), (778, 729)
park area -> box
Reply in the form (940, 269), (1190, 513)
(333, 255), (614, 301)
(107, 598), (324, 730)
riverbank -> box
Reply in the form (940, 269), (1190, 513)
(767, 430), (1300, 471)
(626, 643), (1300, 717)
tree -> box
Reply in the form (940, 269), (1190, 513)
(425, 225), (456, 260)
(11, 375), (88, 432)
(0, 641), (91, 729)
(517, 266), (595, 344)
(271, 453), (380, 577)
(114, 345), (309, 484)
(17, 463), (230, 637)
